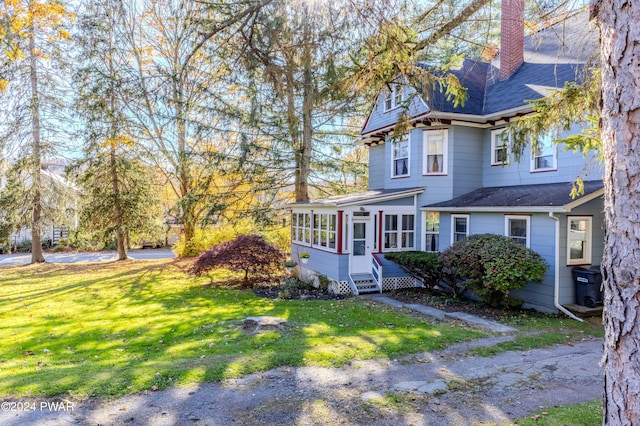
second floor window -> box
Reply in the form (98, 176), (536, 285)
(491, 128), (510, 165)
(392, 139), (409, 177)
(423, 130), (448, 175)
(531, 132), (557, 171)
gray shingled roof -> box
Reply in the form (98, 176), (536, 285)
(361, 10), (597, 135)
(435, 11), (597, 116)
(423, 180), (603, 211)
(289, 187), (424, 208)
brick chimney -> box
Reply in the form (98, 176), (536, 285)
(500, 0), (525, 80)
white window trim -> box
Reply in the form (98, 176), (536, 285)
(383, 213), (415, 251)
(504, 215), (530, 248)
(451, 214), (469, 244)
(567, 216), (592, 265)
(423, 129), (448, 175)
(383, 85), (402, 112)
(390, 136), (410, 178)
(530, 132), (558, 172)
(491, 128), (510, 166)
(312, 212), (338, 252)
(291, 212), (312, 246)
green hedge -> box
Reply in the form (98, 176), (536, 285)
(384, 251), (442, 290)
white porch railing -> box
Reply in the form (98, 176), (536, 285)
(371, 254), (383, 293)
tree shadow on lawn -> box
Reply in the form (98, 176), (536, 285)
(0, 259), (485, 420)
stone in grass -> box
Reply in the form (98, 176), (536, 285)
(242, 316), (290, 334)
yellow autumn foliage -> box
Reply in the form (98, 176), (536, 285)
(101, 135), (134, 150)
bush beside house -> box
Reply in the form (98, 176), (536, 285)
(439, 234), (549, 308)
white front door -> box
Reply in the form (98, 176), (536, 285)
(350, 218), (373, 274)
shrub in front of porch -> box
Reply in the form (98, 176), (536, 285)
(384, 251), (443, 290)
(439, 234), (548, 308)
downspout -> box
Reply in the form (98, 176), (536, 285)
(548, 212), (584, 322)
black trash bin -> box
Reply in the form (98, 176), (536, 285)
(572, 266), (603, 308)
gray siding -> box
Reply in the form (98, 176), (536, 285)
(368, 144), (385, 189)
(483, 124), (603, 187)
(451, 126), (484, 198)
(362, 88), (429, 135)
(554, 197), (605, 306)
(435, 212), (567, 311)
(292, 243), (350, 282)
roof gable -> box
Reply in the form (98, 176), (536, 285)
(361, 10), (597, 137)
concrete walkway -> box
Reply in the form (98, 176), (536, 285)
(361, 294), (517, 333)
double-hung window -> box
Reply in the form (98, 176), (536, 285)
(423, 130), (448, 174)
(451, 214), (469, 243)
(384, 214), (415, 250)
(567, 216), (592, 265)
(384, 85), (402, 111)
(424, 212), (440, 252)
(491, 128), (510, 165)
(392, 138), (409, 177)
(505, 215), (530, 247)
(531, 131), (557, 171)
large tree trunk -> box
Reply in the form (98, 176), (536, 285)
(293, 4), (314, 203)
(28, 27), (45, 264)
(108, 32), (127, 261)
(591, 2), (640, 424)
(110, 145), (127, 260)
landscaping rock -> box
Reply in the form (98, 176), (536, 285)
(242, 316), (290, 334)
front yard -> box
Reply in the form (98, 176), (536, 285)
(0, 259), (487, 398)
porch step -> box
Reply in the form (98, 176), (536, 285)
(351, 274), (381, 294)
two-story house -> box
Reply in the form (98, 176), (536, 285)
(289, 3), (602, 314)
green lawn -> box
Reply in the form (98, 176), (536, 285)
(0, 259), (485, 398)
(516, 400), (603, 425)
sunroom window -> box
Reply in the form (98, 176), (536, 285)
(312, 213), (337, 249)
(291, 213), (311, 244)
(384, 214), (415, 250)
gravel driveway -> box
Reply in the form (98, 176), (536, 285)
(0, 337), (603, 425)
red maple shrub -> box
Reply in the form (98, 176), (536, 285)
(190, 234), (286, 281)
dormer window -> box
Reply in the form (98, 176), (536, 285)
(531, 131), (557, 172)
(384, 85), (402, 111)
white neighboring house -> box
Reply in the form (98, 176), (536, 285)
(1, 162), (79, 250)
